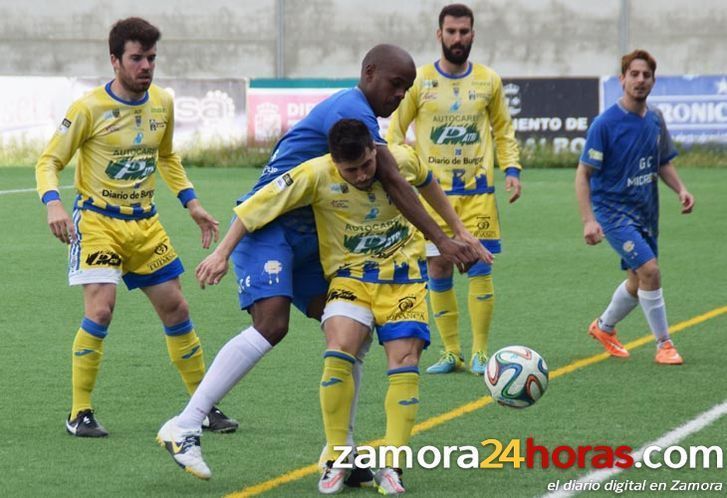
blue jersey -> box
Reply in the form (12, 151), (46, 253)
(237, 88), (385, 232)
(580, 102), (677, 235)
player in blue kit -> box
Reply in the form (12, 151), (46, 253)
(157, 44), (487, 481)
(575, 49), (694, 365)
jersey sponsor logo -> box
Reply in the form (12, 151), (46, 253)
(154, 243), (169, 255)
(105, 158), (156, 181)
(626, 172), (658, 187)
(86, 250), (121, 267)
(343, 223), (409, 255)
(397, 295), (416, 312)
(274, 173), (294, 191)
(421, 92), (437, 102)
(149, 119), (165, 131)
(133, 132), (144, 145)
(587, 148), (603, 162)
(430, 123), (480, 145)
(149, 252), (175, 271)
(331, 199), (349, 209)
(57, 118), (72, 135)
(134, 113), (143, 128)
(327, 289), (357, 302)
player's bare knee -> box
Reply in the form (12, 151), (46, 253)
(87, 305), (114, 326)
(428, 256), (453, 278)
(254, 315), (289, 345)
(637, 260), (661, 288)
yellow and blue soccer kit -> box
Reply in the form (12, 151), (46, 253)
(387, 61), (521, 362)
(35, 82), (205, 418)
(36, 82), (197, 289)
(235, 143), (429, 463)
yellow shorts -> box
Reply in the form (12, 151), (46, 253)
(424, 193), (501, 255)
(322, 277), (430, 346)
(68, 209), (183, 289)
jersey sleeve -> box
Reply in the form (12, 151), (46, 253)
(154, 92), (195, 204)
(234, 160), (319, 232)
(580, 117), (607, 170)
(389, 144), (431, 187)
(488, 73), (522, 171)
(322, 96), (385, 144)
(654, 109), (678, 166)
(35, 100), (92, 202)
(385, 80), (419, 145)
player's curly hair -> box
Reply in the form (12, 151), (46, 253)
(439, 3), (474, 28)
(109, 17), (161, 59)
(621, 49), (656, 75)
(328, 119), (374, 163)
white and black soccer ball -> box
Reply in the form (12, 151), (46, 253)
(484, 345), (549, 408)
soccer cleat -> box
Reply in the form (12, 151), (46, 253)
(157, 417), (211, 480)
(374, 467), (405, 495)
(202, 406), (239, 433)
(425, 351), (465, 374)
(344, 457), (375, 488)
(318, 460), (349, 494)
(65, 409), (109, 437)
(655, 341), (683, 365)
(469, 351), (489, 376)
(588, 320), (630, 358)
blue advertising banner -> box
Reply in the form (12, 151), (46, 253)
(602, 75), (727, 144)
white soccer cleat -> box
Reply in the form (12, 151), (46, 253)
(156, 417), (211, 480)
(374, 467), (406, 495)
(318, 460), (349, 494)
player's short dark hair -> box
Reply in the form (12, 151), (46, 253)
(621, 49), (657, 75)
(109, 17), (161, 59)
(439, 3), (474, 28)
(328, 119), (374, 163)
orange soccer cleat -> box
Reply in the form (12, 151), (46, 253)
(588, 320), (630, 358)
(655, 341), (684, 365)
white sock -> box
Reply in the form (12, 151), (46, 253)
(176, 326), (272, 429)
(599, 280), (639, 332)
(637, 288), (671, 345)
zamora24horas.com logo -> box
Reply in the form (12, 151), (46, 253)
(332, 438), (725, 471)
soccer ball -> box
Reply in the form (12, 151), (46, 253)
(484, 345), (549, 408)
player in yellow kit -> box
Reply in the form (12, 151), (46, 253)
(158, 119), (491, 489)
(35, 17), (237, 437)
(387, 3), (522, 375)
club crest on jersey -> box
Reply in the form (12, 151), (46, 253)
(133, 132), (144, 145)
(422, 79), (439, 89)
(263, 260), (283, 284)
(330, 183), (349, 194)
(622, 241), (635, 253)
(135, 114), (143, 128)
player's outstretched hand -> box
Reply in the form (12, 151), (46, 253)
(583, 220), (604, 245)
(505, 176), (522, 203)
(679, 190), (695, 214)
(187, 200), (220, 249)
(195, 251), (229, 289)
(46, 200), (76, 244)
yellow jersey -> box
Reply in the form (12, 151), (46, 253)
(36, 82), (195, 220)
(235, 145), (431, 284)
(387, 61), (521, 195)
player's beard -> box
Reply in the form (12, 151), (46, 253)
(441, 41), (472, 65)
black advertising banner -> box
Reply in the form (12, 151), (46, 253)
(503, 78), (599, 153)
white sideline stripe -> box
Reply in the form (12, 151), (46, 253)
(0, 185), (73, 195)
(541, 399), (727, 498)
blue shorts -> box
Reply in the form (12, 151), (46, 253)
(231, 218), (328, 314)
(604, 224), (658, 271)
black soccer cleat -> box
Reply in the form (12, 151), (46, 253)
(66, 409), (109, 437)
(202, 406), (239, 433)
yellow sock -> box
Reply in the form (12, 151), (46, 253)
(164, 320), (205, 394)
(384, 369), (420, 468)
(71, 318), (107, 418)
(469, 275), (494, 354)
(320, 350), (355, 462)
(429, 276), (460, 355)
